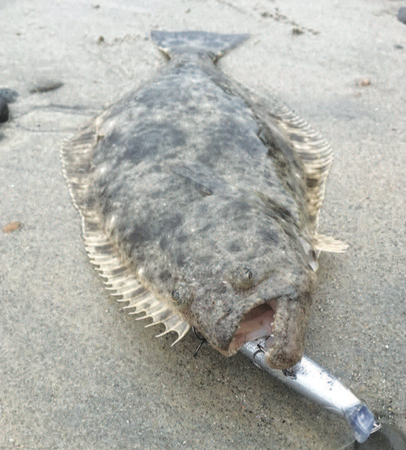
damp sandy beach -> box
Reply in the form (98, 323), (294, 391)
(1, 1), (405, 448)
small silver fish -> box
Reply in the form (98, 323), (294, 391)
(62, 30), (347, 370)
(240, 339), (380, 444)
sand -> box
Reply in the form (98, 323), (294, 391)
(1, 1), (405, 448)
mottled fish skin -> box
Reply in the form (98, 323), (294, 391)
(62, 31), (346, 369)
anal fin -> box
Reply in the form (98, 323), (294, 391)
(61, 124), (191, 345)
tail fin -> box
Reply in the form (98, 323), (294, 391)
(150, 30), (249, 61)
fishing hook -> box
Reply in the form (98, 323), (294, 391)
(192, 327), (207, 357)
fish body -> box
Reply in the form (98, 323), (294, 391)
(62, 31), (346, 369)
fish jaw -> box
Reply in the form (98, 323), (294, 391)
(223, 289), (313, 370)
(264, 293), (312, 369)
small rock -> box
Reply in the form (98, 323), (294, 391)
(0, 99), (9, 123)
(292, 27), (304, 35)
(397, 7), (406, 25)
(98, 35), (105, 44)
(3, 221), (23, 233)
(394, 44), (404, 50)
(0, 88), (19, 103)
(358, 78), (371, 87)
(30, 81), (64, 94)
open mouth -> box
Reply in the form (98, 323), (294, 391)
(228, 300), (277, 354)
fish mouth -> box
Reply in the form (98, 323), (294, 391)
(228, 300), (277, 355)
(227, 294), (311, 369)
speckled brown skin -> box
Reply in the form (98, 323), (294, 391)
(84, 32), (316, 369)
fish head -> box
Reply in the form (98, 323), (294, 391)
(167, 193), (316, 369)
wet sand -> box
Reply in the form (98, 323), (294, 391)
(1, 1), (405, 448)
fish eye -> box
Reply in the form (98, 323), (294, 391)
(244, 268), (253, 280)
(171, 290), (180, 302)
(171, 283), (195, 309)
(228, 266), (255, 291)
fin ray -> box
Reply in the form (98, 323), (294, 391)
(272, 104), (334, 233)
(61, 125), (191, 345)
(313, 234), (349, 253)
(265, 101), (348, 252)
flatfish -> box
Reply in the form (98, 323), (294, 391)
(61, 31), (347, 369)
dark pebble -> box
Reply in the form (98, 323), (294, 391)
(292, 27), (304, 35)
(397, 7), (406, 25)
(30, 81), (64, 94)
(0, 99), (9, 123)
(0, 88), (19, 103)
(394, 44), (404, 50)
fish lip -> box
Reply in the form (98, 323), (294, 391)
(264, 292), (312, 369)
(223, 291), (312, 369)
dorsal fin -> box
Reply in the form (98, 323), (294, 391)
(61, 124), (190, 344)
(270, 104), (333, 232)
(269, 102), (348, 253)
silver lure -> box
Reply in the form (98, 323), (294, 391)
(240, 339), (381, 444)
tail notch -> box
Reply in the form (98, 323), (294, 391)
(150, 30), (249, 61)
